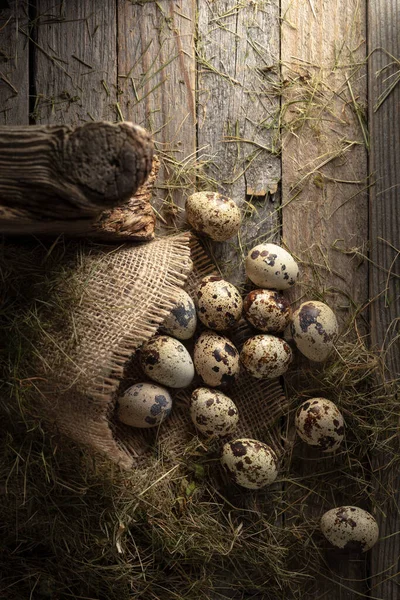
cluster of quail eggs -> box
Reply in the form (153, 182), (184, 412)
(116, 190), (379, 553)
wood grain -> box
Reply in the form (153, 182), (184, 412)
(368, 1), (400, 597)
(117, 0), (196, 224)
(0, 2), (29, 124)
(33, 0), (117, 124)
(197, 0), (281, 286)
(281, 1), (368, 598)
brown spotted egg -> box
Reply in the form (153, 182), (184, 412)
(243, 289), (291, 333)
(221, 438), (279, 489)
(140, 335), (194, 388)
(186, 191), (241, 241)
(194, 330), (240, 387)
(196, 275), (243, 331)
(295, 398), (344, 452)
(190, 388), (239, 437)
(321, 506), (379, 552)
(117, 383), (172, 428)
(291, 301), (338, 362)
(240, 334), (292, 379)
(246, 243), (299, 290)
(162, 289), (197, 340)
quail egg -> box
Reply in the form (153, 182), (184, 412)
(194, 330), (240, 387)
(221, 438), (279, 489)
(196, 275), (243, 331)
(243, 289), (291, 333)
(186, 191), (241, 241)
(240, 334), (292, 379)
(190, 387), (239, 437)
(295, 398), (344, 452)
(246, 243), (299, 290)
(140, 335), (194, 388)
(162, 289), (197, 340)
(117, 383), (172, 428)
(291, 301), (338, 362)
(320, 506), (379, 552)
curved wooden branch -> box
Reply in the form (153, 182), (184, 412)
(0, 121), (154, 235)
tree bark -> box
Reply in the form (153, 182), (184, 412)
(0, 121), (154, 237)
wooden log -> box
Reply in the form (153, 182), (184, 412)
(368, 1), (400, 597)
(281, 1), (368, 598)
(0, 121), (154, 235)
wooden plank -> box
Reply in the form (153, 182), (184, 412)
(368, 1), (400, 597)
(197, 0), (281, 286)
(281, 1), (368, 598)
(33, 0), (117, 125)
(0, 1), (29, 124)
(117, 0), (196, 224)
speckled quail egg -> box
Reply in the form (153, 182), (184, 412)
(243, 289), (292, 333)
(117, 383), (172, 428)
(196, 275), (243, 331)
(221, 438), (279, 489)
(190, 387), (239, 437)
(295, 398), (344, 452)
(162, 289), (197, 340)
(246, 243), (299, 290)
(194, 330), (240, 387)
(140, 335), (194, 388)
(186, 191), (241, 241)
(240, 334), (292, 379)
(320, 506), (379, 552)
(291, 301), (338, 362)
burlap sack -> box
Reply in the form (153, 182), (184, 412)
(31, 233), (192, 469)
(10, 234), (286, 470)
(112, 238), (288, 467)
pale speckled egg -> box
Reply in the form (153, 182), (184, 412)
(186, 191), (241, 241)
(117, 383), (172, 428)
(295, 398), (344, 452)
(291, 301), (338, 362)
(221, 438), (279, 489)
(162, 289), (197, 340)
(140, 335), (194, 388)
(243, 289), (291, 333)
(196, 275), (243, 331)
(193, 330), (240, 387)
(246, 243), (299, 290)
(240, 334), (292, 379)
(320, 506), (379, 552)
(190, 387), (239, 437)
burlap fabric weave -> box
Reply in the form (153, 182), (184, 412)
(25, 233), (192, 469)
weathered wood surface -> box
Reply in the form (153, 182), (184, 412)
(34, 0), (117, 124)
(0, 121), (154, 235)
(117, 0), (196, 226)
(281, 0), (368, 598)
(368, 1), (400, 597)
(0, 3), (29, 124)
(197, 0), (281, 286)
